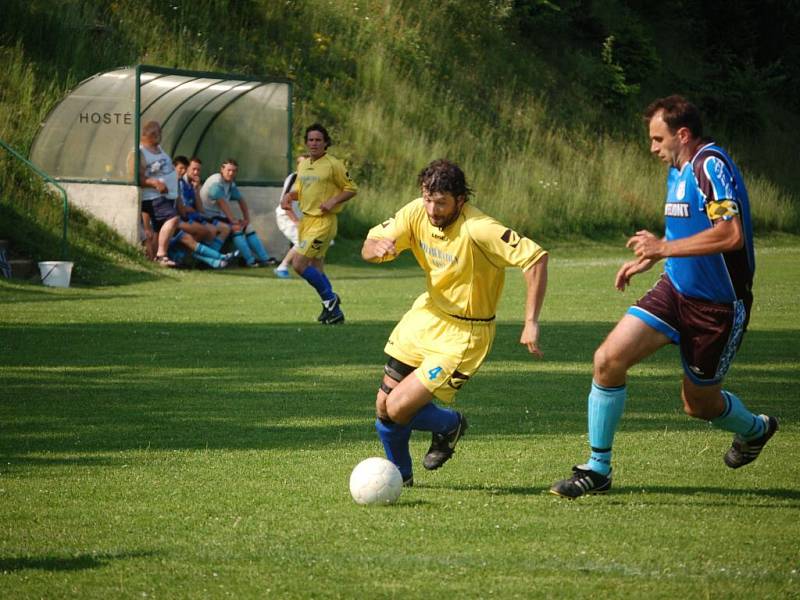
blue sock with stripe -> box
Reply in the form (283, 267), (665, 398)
(192, 252), (223, 269)
(193, 242), (223, 259)
(210, 236), (224, 251)
(375, 418), (412, 481)
(711, 391), (766, 440)
(586, 381), (626, 476)
(300, 265), (334, 302)
(408, 402), (459, 433)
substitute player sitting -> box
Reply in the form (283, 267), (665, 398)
(361, 159), (549, 486)
(200, 158), (276, 268)
(174, 155), (231, 253)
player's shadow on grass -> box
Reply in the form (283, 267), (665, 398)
(0, 320), (796, 456)
(1, 455), (129, 468)
(394, 499), (428, 508)
(0, 550), (157, 572)
(427, 483), (800, 506)
(631, 485), (800, 503)
(419, 482), (548, 496)
(0, 289), (144, 304)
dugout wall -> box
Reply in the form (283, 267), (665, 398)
(29, 65), (293, 254)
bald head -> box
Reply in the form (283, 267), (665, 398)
(142, 121), (161, 136)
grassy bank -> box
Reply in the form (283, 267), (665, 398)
(1, 0), (798, 283)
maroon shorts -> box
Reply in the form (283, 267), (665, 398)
(627, 275), (750, 386)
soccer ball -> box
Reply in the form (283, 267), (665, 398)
(349, 457), (403, 505)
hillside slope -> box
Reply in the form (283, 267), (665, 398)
(1, 0), (798, 282)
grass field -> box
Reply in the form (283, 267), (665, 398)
(1, 239), (799, 599)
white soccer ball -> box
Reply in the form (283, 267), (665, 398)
(349, 457), (403, 505)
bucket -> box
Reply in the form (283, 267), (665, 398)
(38, 261), (73, 288)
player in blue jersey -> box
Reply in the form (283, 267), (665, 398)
(550, 95), (778, 499)
(173, 156), (228, 250)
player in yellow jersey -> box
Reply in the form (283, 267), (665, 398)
(362, 159), (549, 485)
(282, 123), (357, 324)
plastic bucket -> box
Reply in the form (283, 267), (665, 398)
(38, 261), (73, 288)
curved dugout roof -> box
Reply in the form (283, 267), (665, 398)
(30, 65), (292, 186)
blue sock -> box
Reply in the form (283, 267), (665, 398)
(210, 237), (224, 251)
(192, 252), (222, 269)
(246, 231), (270, 262)
(408, 402), (459, 433)
(375, 418), (412, 481)
(300, 265), (334, 302)
(232, 232), (255, 265)
(193, 242), (223, 259)
(586, 381), (626, 476)
(711, 391), (765, 440)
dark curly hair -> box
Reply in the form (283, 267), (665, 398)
(305, 123), (331, 148)
(644, 95), (703, 138)
(417, 159), (472, 200)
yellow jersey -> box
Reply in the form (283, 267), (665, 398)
(294, 153), (357, 216)
(367, 198), (547, 320)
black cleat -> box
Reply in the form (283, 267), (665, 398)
(423, 413), (468, 470)
(403, 475), (414, 488)
(323, 309), (345, 325)
(318, 293), (341, 322)
(724, 415), (778, 469)
(549, 465), (612, 499)
(319, 294), (344, 324)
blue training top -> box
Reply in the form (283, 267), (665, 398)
(663, 142), (755, 304)
(179, 177), (197, 210)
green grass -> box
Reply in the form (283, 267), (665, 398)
(1, 239), (799, 598)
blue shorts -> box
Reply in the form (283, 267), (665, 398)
(185, 212), (208, 224)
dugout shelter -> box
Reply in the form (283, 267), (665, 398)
(30, 64), (292, 254)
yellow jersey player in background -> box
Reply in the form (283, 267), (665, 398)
(361, 159), (549, 486)
(282, 123), (357, 324)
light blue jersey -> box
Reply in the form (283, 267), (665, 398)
(199, 172), (243, 219)
(663, 143), (754, 304)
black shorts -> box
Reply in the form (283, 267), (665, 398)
(142, 197), (178, 232)
(627, 274), (750, 386)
